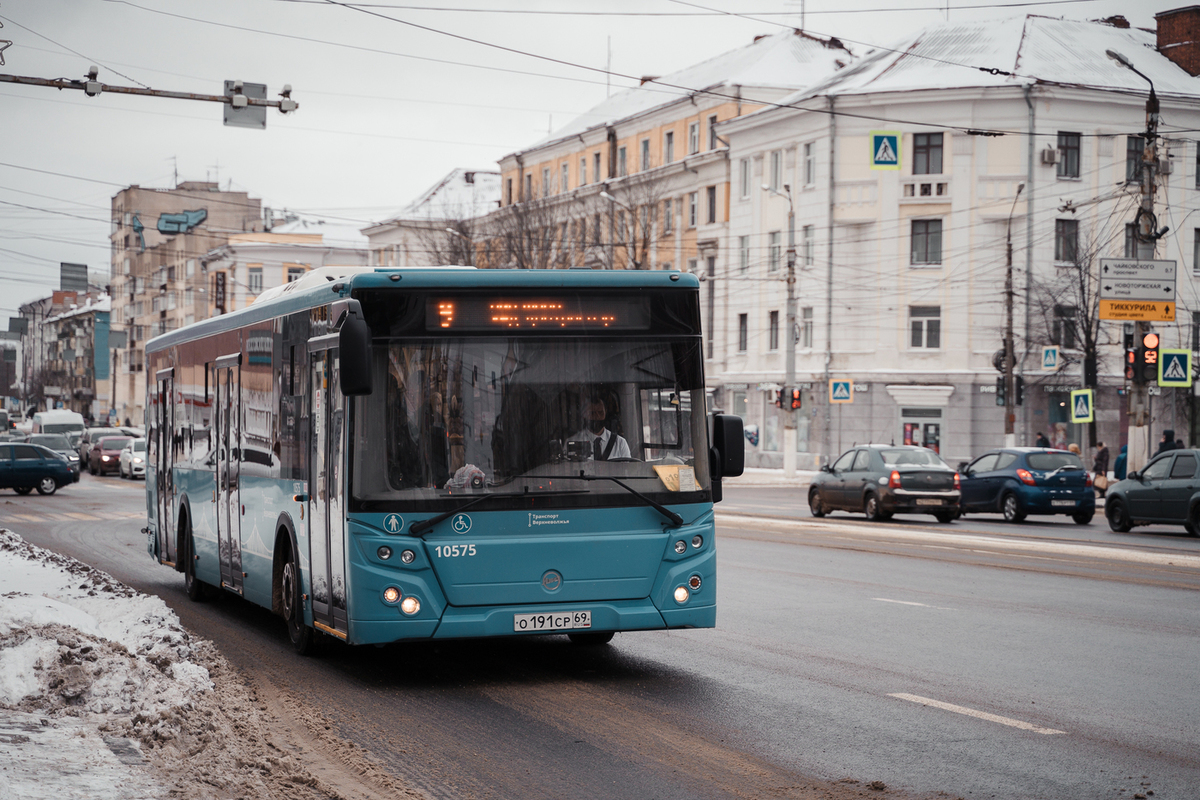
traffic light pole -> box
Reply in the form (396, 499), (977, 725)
(1004, 184), (1024, 447)
(783, 193), (797, 478)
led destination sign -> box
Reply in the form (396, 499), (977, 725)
(427, 296), (650, 331)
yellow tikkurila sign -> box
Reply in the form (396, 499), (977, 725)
(1098, 300), (1175, 321)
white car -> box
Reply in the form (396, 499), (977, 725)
(118, 439), (147, 479)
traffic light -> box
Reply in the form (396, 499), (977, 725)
(790, 388), (802, 410)
(995, 376), (1006, 406)
(1135, 331), (1160, 383)
(775, 388), (785, 408)
(1016, 376), (1024, 406)
(1125, 348), (1138, 381)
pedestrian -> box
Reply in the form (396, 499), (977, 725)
(1113, 444), (1127, 481)
(1154, 429), (1177, 458)
(1068, 442), (1081, 455)
(1092, 441), (1110, 496)
(1035, 431), (1050, 447)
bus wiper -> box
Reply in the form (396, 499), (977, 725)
(524, 473), (684, 528)
(408, 488), (588, 537)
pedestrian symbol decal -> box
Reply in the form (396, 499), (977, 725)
(870, 131), (901, 170)
(451, 513), (472, 534)
(1041, 346), (1059, 371)
(1158, 349), (1192, 388)
(829, 380), (854, 404)
(1069, 389), (1094, 424)
(383, 514), (404, 534)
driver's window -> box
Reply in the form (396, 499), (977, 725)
(1142, 457), (1173, 481)
(831, 451), (856, 471)
(968, 454), (998, 474)
(851, 450), (871, 471)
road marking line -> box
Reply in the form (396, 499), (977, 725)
(62, 512), (98, 520)
(873, 597), (956, 610)
(889, 693), (1066, 735)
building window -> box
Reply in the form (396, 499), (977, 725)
(561, 163), (569, 192)
(769, 150), (782, 190)
(1127, 135), (1144, 183)
(706, 185), (717, 224)
(664, 131), (674, 163)
(768, 231), (781, 272)
(738, 314), (748, 352)
(1057, 132), (1081, 179)
(802, 225), (814, 267)
(1195, 142), (1200, 189)
(911, 219), (942, 265)
(1194, 228), (1200, 275)
(1123, 223), (1154, 260)
(542, 167), (550, 196)
(768, 310), (779, 351)
(640, 138), (650, 171)
(247, 267), (262, 294)
(663, 198), (673, 234)
(909, 306), (941, 348)
(688, 122), (699, 155)
(1055, 219), (1079, 263)
(804, 142), (815, 186)
(1052, 304), (1077, 350)
(594, 152), (602, 181)
(688, 258), (697, 274)
(739, 235), (749, 273)
(1192, 311), (1200, 351)
(506, 178), (513, 205)
(523, 173), (532, 201)
(593, 213), (602, 245)
(708, 114), (719, 150)
(579, 157), (587, 186)
(287, 266), (305, 282)
(800, 307), (813, 348)
(688, 192), (697, 227)
(913, 133), (943, 175)
(617, 147), (627, 177)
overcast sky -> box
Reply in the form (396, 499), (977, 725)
(0, 0), (1171, 318)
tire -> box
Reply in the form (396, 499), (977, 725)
(808, 488), (827, 518)
(568, 631), (615, 646)
(1106, 498), (1132, 533)
(35, 477), (57, 496)
(934, 510), (955, 524)
(119, 465), (127, 479)
(865, 493), (885, 521)
(281, 542), (315, 655)
(14, 486), (32, 495)
(182, 520), (206, 602)
(1187, 505), (1200, 538)
(1001, 492), (1026, 523)
(1072, 510), (1094, 525)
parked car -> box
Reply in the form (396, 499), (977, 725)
(118, 439), (147, 479)
(26, 434), (82, 479)
(1104, 449), (1200, 535)
(959, 448), (1094, 524)
(808, 444), (961, 523)
(87, 436), (133, 476)
(0, 442), (77, 494)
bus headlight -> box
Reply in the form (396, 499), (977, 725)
(691, 535), (703, 549)
(400, 549), (415, 564)
(400, 596), (420, 615)
(674, 586), (689, 604)
(674, 540), (687, 554)
(377, 546), (393, 560)
(382, 586), (401, 604)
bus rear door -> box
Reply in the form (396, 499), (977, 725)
(214, 353), (243, 595)
(154, 368), (176, 565)
(308, 336), (348, 639)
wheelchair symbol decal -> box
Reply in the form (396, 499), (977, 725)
(451, 513), (472, 534)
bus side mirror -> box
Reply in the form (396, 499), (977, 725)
(712, 413), (744, 479)
(336, 300), (373, 396)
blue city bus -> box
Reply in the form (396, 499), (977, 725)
(144, 267), (743, 653)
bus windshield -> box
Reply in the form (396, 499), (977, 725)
(353, 336), (709, 507)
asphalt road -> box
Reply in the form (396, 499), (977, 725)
(7, 477), (1200, 799)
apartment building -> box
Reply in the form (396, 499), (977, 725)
(109, 181), (262, 425)
(716, 11), (1200, 467)
(19, 288), (108, 417)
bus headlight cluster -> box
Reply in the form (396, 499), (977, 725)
(400, 596), (420, 615)
(382, 586), (401, 604)
(382, 586), (421, 615)
(377, 546), (393, 560)
(674, 586), (690, 604)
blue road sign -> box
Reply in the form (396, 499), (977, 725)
(1159, 349), (1192, 387)
(829, 380), (854, 404)
(1069, 389), (1094, 424)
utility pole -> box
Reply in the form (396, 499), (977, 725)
(764, 183), (798, 477)
(1004, 183), (1025, 447)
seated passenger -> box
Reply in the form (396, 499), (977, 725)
(570, 398), (630, 461)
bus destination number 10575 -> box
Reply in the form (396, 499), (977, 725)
(513, 611), (592, 632)
(434, 544), (476, 557)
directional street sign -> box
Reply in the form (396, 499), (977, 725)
(1099, 258), (1177, 281)
(1098, 259), (1177, 321)
(1041, 346), (1059, 371)
(1099, 279), (1176, 300)
(829, 380), (854, 404)
(1158, 349), (1193, 388)
(1097, 300), (1175, 322)
(1069, 389), (1094, 424)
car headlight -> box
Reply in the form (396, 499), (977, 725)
(133, 457), (144, 464)
(101, 456), (111, 461)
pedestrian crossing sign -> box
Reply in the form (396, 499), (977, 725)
(1158, 349), (1192, 388)
(829, 380), (854, 404)
(1041, 346), (1059, 371)
(1069, 389), (1094, 424)
(870, 131), (901, 170)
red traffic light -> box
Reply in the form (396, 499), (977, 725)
(790, 388), (802, 410)
(1143, 332), (1160, 349)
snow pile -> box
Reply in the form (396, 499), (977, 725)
(0, 529), (351, 800)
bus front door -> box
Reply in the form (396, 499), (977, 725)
(215, 354), (243, 595)
(308, 343), (348, 639)
(154, 369), (175, 565)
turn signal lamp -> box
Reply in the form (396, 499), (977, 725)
(888, 470), (902, 489)
(382, 586), (401, 604)
(1016, 468), (1036, 486)
(688, 575), (702, 591)
(953, 472), (961, 490)
(674, 586), (690, 604)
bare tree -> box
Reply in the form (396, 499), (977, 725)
(479, 195), (574, 270)
(586, 169), (674, 270)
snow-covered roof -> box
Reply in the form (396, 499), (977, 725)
(45, 294), (111, 324)
(265, 218), (369, 248)
(514, 29), (853, 155)
(777, 14), (1199, 103)
(375, 168), (502, 226)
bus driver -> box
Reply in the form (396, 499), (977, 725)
(571, 397), (630, 461)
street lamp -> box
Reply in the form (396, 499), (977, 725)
(600, 191), (640, 269)
(762, 182), (798, 477)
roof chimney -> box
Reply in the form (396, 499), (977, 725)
(1157, 6), (1200, 76)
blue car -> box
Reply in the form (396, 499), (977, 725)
(959, 447), (1094, 524)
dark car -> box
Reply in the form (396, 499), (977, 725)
(78, 426), (115, 463)
(959, 448), (1095, 524)
(26, 434), (82, 482)
(87, 436), (133, 475)
(0, 442), (76, 495)
(1104, 449), (1200, 535)
(808, 444), (961, 523)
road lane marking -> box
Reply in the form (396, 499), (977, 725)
(889, 693), (1066, 735)
(717, 513), (1200, 570)
(62, 512), (98, 520)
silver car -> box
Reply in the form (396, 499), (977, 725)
(118, 438), (147, 479)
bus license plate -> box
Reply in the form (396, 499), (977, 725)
(514, 611), (591, 632)
(915, 498), (942, 506)
(1052, 500), (1076, 507)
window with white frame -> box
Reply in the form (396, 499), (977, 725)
(688, 192), (697, 227)
(579, 157), (587, 186)
(664, 131), (674, 163)
(663, 198), (673, 233)
(768, 310), (779, 351)
(617, 147), (627, 177)
(248, 266), (262, 294)
(800, 307), (813, 348)
(1057, 132), (1081, 179)
(1126, 135), (1144, 183)
(738, 314), (748, 352)
(769, 150), (782, 190)
(523, 173), (531, 200)
(640, 139), (650, 171)
(1052, 304), (1077, 349)
(688, 122), (700, 154)
(911, 219), (942, 265)
(739, 158), (750, 198)
(542, 167), (551, 196)
(913, 133), (944, 175)
(768, 231), (781, 272)
(1055, 219), (1078, 263)
(739, 235), (749, 273)
(287, 266), (305, 282)
(594, 152), (602, 182)
(909, 306), (941, 348)
(708, 114), (718, 150)
(802, 225), (814, 266)
(804, 142), (815, 186)
(561, 163), (568, 192)
(1125, 223), (1154, 260)
(706, 185), (717, 224)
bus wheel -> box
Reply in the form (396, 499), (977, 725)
(182, 521), (206, 602)
(568, 631), (615, 646)
(281, 546), (315, 655)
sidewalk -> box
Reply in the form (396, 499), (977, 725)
(723, 467), (816, 488)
